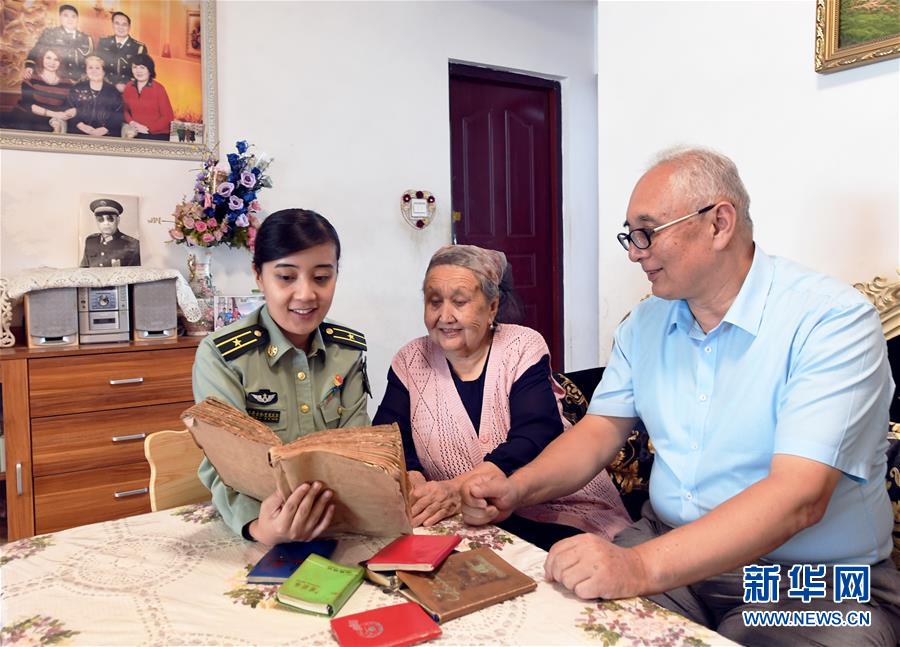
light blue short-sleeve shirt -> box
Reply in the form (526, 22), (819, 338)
(590, 247), (893, 564)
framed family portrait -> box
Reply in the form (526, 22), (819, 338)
(815, 0), (900, 73)
(0, 0), (217, 159)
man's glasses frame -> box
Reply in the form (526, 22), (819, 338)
(617, 204), (716, 251)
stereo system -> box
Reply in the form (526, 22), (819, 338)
(24, 279), (179, 347)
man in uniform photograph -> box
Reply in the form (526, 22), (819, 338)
(80, 198), (141, 267)
(96, 11), (147, 92)
(23, 4), (93, 83)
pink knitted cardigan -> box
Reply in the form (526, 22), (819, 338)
(391, 324), (631, 540)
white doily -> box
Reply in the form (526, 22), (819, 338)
(0, 266), (201, 347)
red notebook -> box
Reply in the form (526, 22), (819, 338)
(366, 535), (461, 572)
(331, 602), (441, 647)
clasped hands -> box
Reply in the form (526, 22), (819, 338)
(461, 472), (649, 600)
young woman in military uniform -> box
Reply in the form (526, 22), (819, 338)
(193, 209), (370, 545)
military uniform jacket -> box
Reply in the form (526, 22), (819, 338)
(80, 231), (141, 267)
(25, 26), (93, 83)
(96, 36), (147, 87)
(193, 305), (371, 536)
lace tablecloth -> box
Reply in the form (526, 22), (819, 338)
(0, 504), (734, 646)
(0, 267), (201, 347)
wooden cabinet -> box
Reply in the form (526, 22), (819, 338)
(0, 337), (200, 539)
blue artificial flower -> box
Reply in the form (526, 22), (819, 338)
(227, 153), (240, 170)
(236, 140), (248, 154)
(242, 191), (257, 203)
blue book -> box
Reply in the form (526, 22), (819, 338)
(247, 539), (338, 584)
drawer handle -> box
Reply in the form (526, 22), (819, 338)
(111, 433), (147, 443)
(109, 377), (144, 385)
(114, 487), (149, 499)
(16, 462), (23, 496)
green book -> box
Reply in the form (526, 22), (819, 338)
(275, 554), (364, 617)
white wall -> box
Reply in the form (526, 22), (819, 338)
(596, 0), (900, 360)
(0, 1), (599, 402)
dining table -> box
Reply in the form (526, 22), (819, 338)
(1, 502), (735, 645)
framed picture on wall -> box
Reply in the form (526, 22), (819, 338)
(815, 0), (900, 73)
(77, 192), (141, 267)
(186, 11), (202, 58)
(0, 0), (217, 159)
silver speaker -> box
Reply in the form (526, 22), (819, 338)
(131, 279), (178, 342)
(24, 288), (79, 348)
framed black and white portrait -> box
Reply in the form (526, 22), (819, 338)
(77, 192), (140, 267)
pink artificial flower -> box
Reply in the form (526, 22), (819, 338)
(194, 220), (208, 232)
(214, 229), (224, 240)
(248, 214), (260, 228)
(207, 217), (218, 228)
(229, 195), (244, 211)
(216, 182), (235, 197)
(169, 228), (185, 240)
(202, 232), (215, 243)
(235, 214), (250, 227)
(240, 171), (256, 189)
(249, 199), (262, 212)
(204, 193), (213, 209)
(183, 216), (195, 229)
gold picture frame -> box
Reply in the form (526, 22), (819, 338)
(0, 0), (217, 160)
(815, 0), (900, 73)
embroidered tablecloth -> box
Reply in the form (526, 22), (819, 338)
(0, 505), (735, 646)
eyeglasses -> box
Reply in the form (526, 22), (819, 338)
(617, 204), (716, 251)
(95, 214), (118, 222)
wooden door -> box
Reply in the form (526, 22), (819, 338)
(449, 64), (564, 366)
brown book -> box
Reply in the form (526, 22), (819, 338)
(182, 397), (412, 537)
(397, 547), (536, 623)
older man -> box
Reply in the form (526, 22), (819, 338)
(81, 198), (141, 267)
(463, 148), (899, 645)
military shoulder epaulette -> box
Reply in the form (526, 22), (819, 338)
(213, 325), (269, 361)
(320, 323), (366, 351)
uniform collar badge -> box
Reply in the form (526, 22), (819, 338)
(266, 344), (278, 358)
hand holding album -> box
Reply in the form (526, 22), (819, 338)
(182, 397), (413, 537)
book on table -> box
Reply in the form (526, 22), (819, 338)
(366, 534), (461, 572)
(276, 554), (364, 617)
(247, 538), (338, 584)
(330, 601), (442, 647)
(397, 547), (536, 623)
(182, 397), (413, 537)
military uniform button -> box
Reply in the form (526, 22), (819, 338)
(300, 404), (310, 414)
(337, 406), (345, 415)
(297, 371), (307, 381)
(325, 327), (334, 335)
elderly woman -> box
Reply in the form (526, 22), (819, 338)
(122, 53), (174, 140)
(10, 47), (75, 133)
(374, 245), (631, 550)
(67, 55), (123, 137)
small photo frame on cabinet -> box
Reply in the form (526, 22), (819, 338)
(214, 295), (265, 330)
(815, 0), (900, 73)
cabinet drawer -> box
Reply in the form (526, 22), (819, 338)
(34, 462), (151, 534)
(29, 348), (195, 417)
(32, 402), (192, 476)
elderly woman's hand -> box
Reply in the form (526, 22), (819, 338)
(409, 478), (462, 527)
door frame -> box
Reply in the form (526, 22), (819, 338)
(448, 63), (565, 367)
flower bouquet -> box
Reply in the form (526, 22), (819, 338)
(154, 140), (274, 251)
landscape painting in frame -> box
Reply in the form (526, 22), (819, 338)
(815, 0), (900, 73)
(0, 0), (217, 158)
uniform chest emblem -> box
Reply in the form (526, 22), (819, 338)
(247, 389), (278, 405)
